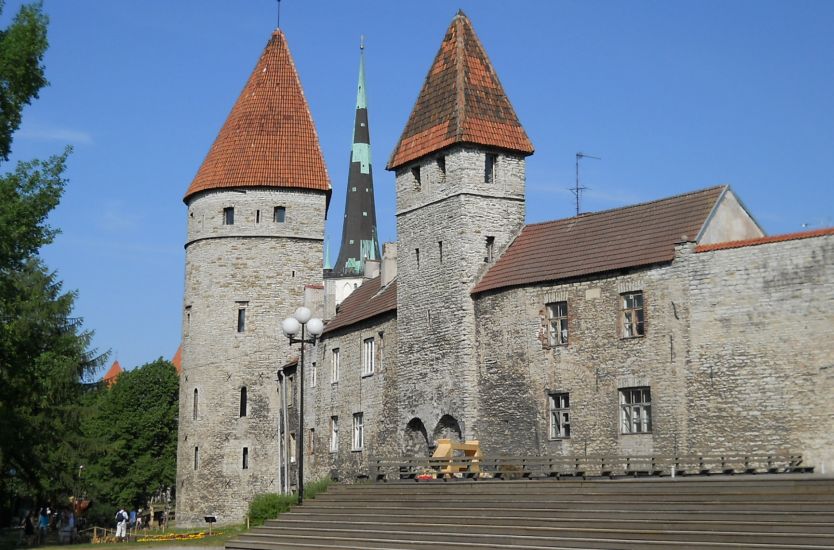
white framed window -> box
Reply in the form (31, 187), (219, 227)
(621, 291), (645, 338)
(362, 337), (375, 376)
(620, 387), (652, 434)
(548, 392), (570, 439)
(546, 301), (568, 346)
(329, 416), (339, 453)
(352, 412), (364, 451)
(331, 348), (340, 383)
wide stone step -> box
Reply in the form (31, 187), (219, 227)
(276, 511), (834, 534)
(315, 491), (834, 502)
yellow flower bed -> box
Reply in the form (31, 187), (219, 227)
(135, 531), (220, 542)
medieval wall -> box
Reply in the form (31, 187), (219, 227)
(177, 188), (325, 526)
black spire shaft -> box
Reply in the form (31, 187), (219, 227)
(333, 38), (380, 277)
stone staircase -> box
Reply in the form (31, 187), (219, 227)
(227, 475), (834, 549)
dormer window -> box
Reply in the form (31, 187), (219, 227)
(223, 207), (235, 225)
(485, 153), (497, 183)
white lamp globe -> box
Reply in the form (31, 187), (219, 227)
(307, 317), (324, 336)
(293, 306), (312, 324)
(281, 317), (300, 337)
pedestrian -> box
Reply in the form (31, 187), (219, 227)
(38, 508), (48, 544)
(115, 507), (128, 542)
(21, 512), (35, 546)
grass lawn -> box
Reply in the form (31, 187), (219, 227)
(6, 525), (246, 550)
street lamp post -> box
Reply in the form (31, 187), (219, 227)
(281, 306), (323, 505)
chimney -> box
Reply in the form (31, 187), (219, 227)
(363, 259), (381, 279)
(380, 242), (397, 287)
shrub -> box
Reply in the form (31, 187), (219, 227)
(304, 478), (331, 500)
(247, 493), (294, 527)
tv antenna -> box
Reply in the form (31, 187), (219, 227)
(573, 152), (600, 216)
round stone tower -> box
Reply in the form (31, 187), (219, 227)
(176, 29), (330, 526)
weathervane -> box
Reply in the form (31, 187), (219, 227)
(573, 152), (601, 216)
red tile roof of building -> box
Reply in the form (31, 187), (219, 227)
(387, 11), (533, 170)
(102, 360), (123, 386)
(184, 29), (331, 201)
(695, 227), (834, 253)
(323, 276), (397, 334)
(171, 345), (182, 374)
(472, 186), (726, 295)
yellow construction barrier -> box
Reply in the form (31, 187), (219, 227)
(432, 439), (481, 476)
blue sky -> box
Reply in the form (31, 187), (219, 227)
(4, 1), (833, 375)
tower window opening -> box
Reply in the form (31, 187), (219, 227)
(411, 166), (421, 190)
(415, 248), (420, 268)
(438, 241), (443, 263)
(223, 207), (235, 225)
(194, 446), (199, 470)
(192, 388), (199, 420)
(237, 307), (246, 333)
(274, 206), (286, 223)
(240, 386), (248, 417)
(485, 236), (495, 262)
(485, 153), (497, 183)
(242, 447), (249, 469)
(256, 209), (261, 223)
(437, 156), (446, 181)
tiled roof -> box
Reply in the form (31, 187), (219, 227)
(185, 29), (331, 200)
(102, 360), (123, 385)
(387, 11), (533, 170)
(696, 227), (834, 253)
(472, 186), (726, 295)
(171, 344), (182, 374)
(323, 276), (397, 334)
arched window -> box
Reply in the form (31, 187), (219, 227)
(240, 386), (248, 417)
(193, 388), (199, 420)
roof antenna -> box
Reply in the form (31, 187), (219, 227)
(276, 0), (281, 29)
(573, 152), (600, 216)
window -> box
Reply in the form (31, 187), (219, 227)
(242, 447), (249, 469)
(620, 387), (652, 434)
(311, 361), (317, 387)
(621, 291), (645, 338)
(194, 446), (199, 470)
(548, 392), (570, 438)
(185, 305), (191, 336)
(485, 236), (495, 263)
(289, 432), (296, 462)
(192, 388), (198, 420)
(438, 241), (443, 263)
(255, 209), (260, 223)
(546, 301), (568, 346)
(377, 331), (384, 371)
(329, 416), (339, 453)
(437, 156), (446, 181)
(274, 206), (286, 223)
(223, 207), (234, 225)
(485, 153), (497, 183)
(415, 248), (420, 268)
(237, 307), (246, 333)
(331, 348), (340, 383)
(411, 166), (421, 189)
(308, 428), (315, 456)
(239, 386), (247, 417)
(352, 413), (364, 451)
(287, 375), (294, 407)
(362, 337), (375, 376)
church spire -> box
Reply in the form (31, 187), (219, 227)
(332, 38), (381, 277)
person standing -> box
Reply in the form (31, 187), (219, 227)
(115, 508), (128, 542)
(37, 508), (48, 544)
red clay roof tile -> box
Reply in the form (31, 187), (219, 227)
(695, 227), (834, 252)
(472, 186), (726, 295)
(387, 11), (533, 170)
(184, 29), (330, 201)
(323, 277), (397, 334)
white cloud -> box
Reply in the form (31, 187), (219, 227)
(17, 125), (93, 145)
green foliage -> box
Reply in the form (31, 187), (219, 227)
(247, 493), (295, 527)
(0, 0), (49, 161)
(79, 359), (179, 510)
(247, 479), (332, 527)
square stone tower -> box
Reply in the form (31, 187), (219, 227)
(177, 29), (330, 526)
(386, 11), (534, 451)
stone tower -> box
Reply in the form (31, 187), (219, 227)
(176, 29), (330, 526)
(326, 40), (382, 309)
(387, 11), (534, 450)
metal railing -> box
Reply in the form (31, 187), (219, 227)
(370, 453), (810, 481)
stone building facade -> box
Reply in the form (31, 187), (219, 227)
(177, 12), (834, 526)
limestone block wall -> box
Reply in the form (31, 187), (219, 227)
(395, 145), (526, 445)
(310, 313), (398, 481)
(473, 260), (691, 457)
(176, 188), (325, 527)
(686, 234), (834, 471)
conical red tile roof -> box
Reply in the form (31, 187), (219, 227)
(388, 11), (533, 170)
(185, 29), (331, 201)
(171, 344), (182, 374)
(102, 360), (123, 386)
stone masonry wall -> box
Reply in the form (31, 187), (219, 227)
(395, 145), (526, 444)
(177, 187), (325, 527)
(687, 234), (834, 471)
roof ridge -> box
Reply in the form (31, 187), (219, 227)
(523, 185), (728, 229)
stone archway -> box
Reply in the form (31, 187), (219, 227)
(432, 414), (463, 443)
(403, 417), (430, 457)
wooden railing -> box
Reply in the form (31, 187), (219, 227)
(370, 453), (811, 481)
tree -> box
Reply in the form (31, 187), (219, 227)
(0, 2), (104, 521)
(79, 359), (179, 516)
